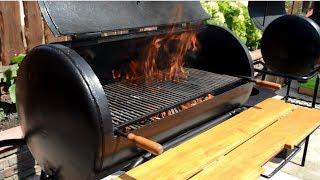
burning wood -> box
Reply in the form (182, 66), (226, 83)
(123, 93), (214, 132)
(112, 5), (200, 82)
(112, 28), (199, 82)
(112, 25), (199, 81)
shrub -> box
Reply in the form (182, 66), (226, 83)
(201, 1), (262, 50)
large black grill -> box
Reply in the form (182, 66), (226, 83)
(104, 68), (243, 129)
(17, 2), (254, 178)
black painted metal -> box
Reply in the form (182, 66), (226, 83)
(196, 25), (254, 78)
(0, 138), (26, 147)
(248, 1), (286, 31)
(17, 41), (252, 179)
(261, 15), (320, 77)
(254, 60), (320, 108)
(17, 3), (254, 178)
(261, 146), (301, 178)
(285, 79), (292, 101)
(311, 75), (319, 108)
(261, 133), (314, 178)
(253, 60), (320, 82)
(301, 135), (310, 166)
(16, 44), (112, 179)
(38, 1), (209, 36)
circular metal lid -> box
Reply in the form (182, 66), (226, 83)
(261, 15), (320, 76)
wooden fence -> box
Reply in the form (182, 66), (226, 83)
(0, 1), (69, 65)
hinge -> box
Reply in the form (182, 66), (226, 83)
(71, 32), (102, 41)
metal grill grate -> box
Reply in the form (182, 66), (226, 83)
(103, 68), (243, 129)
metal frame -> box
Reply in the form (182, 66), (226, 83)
(253, 60), (318, 178)
(253, 60), (320, 108)
(261, 135), (310, 178)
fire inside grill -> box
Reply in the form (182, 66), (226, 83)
(104, 68), (242, 132)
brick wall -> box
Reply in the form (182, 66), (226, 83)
(0, 146), (40, 180)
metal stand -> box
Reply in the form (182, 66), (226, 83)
(261, 135), (310, 178)
(261, 146), (301, 178)
(301, 135), (310, 167)
(253, 60), (317, 178)
(253, 60), (320, 108)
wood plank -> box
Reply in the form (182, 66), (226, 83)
(285, 108), (320, 149)
(191, 107), (320, 180)
(298, 87), (320, 98)
(0, 2), (25, 65)
(43, 21), (69, 43)
(23, 1), (44, 51)
(119, 99), (294, 180)
(197, 166), (264, 180)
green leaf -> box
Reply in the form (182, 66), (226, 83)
(4, 68), (13, 86)
(11, 54), (26, 64)
(201, 1), (261, 49)
(3, 65), (18, 86)
(9, 84), (16, 104)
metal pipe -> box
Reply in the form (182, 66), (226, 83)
(301, 135), (310, 166)
(285, 79), (292, 101)
(311, 75), (319, 108)
(0, 138), (26, 148)
(261, 146), (301, 178)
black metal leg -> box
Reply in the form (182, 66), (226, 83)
(261, 146), (301, 178)
(285, 79), (292, 101)
(262, 73), (267, 80)
(301, 135), (310, 167)
(311, 75), (319, 108)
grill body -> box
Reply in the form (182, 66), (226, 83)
(17, 25), (253, 179)
(17, 2), (253, 177)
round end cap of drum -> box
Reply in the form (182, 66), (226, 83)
(261, 15), (320, 76)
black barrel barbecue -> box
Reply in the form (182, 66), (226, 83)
(13, 2), (281, 179)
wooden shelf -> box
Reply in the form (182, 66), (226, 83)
(119, 99), (296, 180)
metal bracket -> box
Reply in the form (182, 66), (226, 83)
(261, 135), (311, 178)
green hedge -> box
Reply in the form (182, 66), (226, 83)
(201, 1), (262, 50)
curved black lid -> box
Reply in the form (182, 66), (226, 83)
(261, 15), (320, 76)
(38, 1), (210, 36)
(248, 1), (286, 30)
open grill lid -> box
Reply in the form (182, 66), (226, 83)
(38, 1), (210, 36)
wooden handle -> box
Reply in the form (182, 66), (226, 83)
(254, 79), (282, 90)
(127, 133), (164, 155)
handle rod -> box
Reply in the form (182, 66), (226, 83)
(116, 130), (164, 155)
(235, 74), (282, 90)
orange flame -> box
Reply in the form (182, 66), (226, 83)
(113, 5), (200, 82)
(113, 29), (199, 82)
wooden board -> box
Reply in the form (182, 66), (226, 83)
(192, 107), (320, 179)
(285, 108), (320, 149)
(298, 86), (320, 98)
(23, 1), (44, 52)
(43, 21), (69, 43)
(119, 99), (295, 180)
(0, 2), (25, 65)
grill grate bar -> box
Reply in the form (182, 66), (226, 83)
(103, 68), (243, 130)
